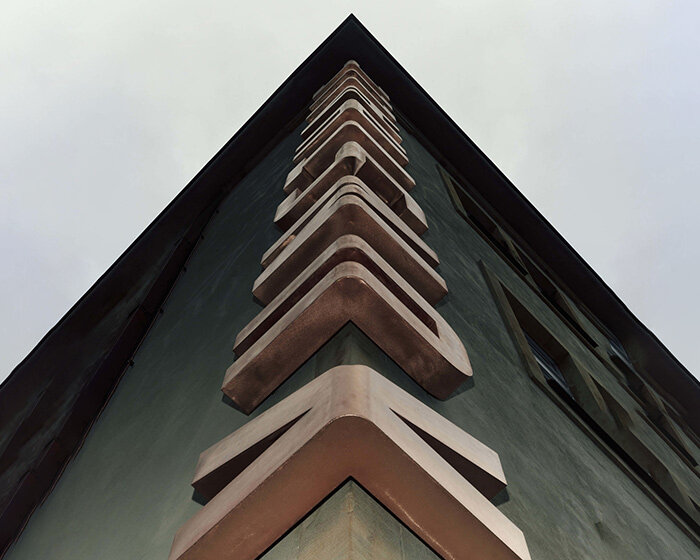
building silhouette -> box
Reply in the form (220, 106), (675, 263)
(1, 15), (698, 560)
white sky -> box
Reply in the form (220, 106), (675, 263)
(1, 1), (698, 383)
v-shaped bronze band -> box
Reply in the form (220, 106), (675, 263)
(226, 234), (469, 411)
(302, 85), (401, 144)
(258, 186), (445, 305)
(244, 235), (439, 355)
(312, 61), (391, 104)
(284, 120), (414, 194)
(311, 74), (394, 124)
(269, 178), (435, 270)
(277, 142), (425, 233)
(170, 366), (530, 560)
(312, 64), (393, 117)
(296, 97), (405, 164)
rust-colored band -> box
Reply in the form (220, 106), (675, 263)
(312, 62), (392, 112)
(257, 190), (446, 305)
(226, 238), (470, 411)
(303, 87), (401, 146)
(284, 120), (414, 194)
(244, 235), (440, 355)
(269, 178), (435, 270)
(312, 60), (391, 102)
(311, 73), (394, 123)
(296, 98), (405, 165)
(277, 143), (425, 234)
(170, 365), (530, 560)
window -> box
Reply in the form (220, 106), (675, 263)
(439, 165), (528, 276)
(610, 350), (698, 468)
(439, 164), (599, 350)
(524, 333), (572, 397)
(481, 261), (700, 531)
(608, 333), (632, 366)
(638, 385), (698, 466)
(519, 254), (598, 349)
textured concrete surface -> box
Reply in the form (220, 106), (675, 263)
(5, 120), (699, 560)
(262, 481), (439, 560)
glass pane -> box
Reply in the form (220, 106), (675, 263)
(524, 333), (572, 397)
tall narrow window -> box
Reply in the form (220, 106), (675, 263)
(524, 333), (573, 397)
(439, 165), (528, 276)
(482, 262), (700, 529)
(520, 254), (598, 348)
(608, 334), (632, 366)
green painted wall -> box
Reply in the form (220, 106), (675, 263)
(5, 121), (698, 560)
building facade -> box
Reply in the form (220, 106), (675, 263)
(1, 17), (698, 560)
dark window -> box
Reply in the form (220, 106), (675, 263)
(520, 255), (598, 348)
(608, 334), (632, 366)
(439, 165), (529, 276)
(524, 333), (573, 397)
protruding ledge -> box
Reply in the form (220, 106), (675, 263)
(228, 235), (469, 411)
(313, 60), (391, 101)
(270, 177), (435, 269)
(170, 366), (529, 560)
(277, 143), (425, 234)
(312, 61), (393, 113)
(311, 73), (394, 126)
(301, 86), (403, 144)
(295, 98), (405, 165)
(284, 120), (414, 194)
(245, 235), (439, 354)
(258, 191), (446, 305)
(304, 84), (400, 141)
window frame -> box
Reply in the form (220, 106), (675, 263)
(480, 260), (700, 539)
(438, 164), (699, 454)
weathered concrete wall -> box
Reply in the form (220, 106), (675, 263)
(263, 481), (439, 560)
(5, 121), (698, 560)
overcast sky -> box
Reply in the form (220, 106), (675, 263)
(1, 1), (698, 383)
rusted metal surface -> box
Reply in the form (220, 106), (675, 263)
(226, 243), (470, 412)
(256, 191), (446, 305)
(277, 143), (425, 234)
(295, 98), (405, 165)
(171, 365), (529, 560)
(283, 120), (413, 194)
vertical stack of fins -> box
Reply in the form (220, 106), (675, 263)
(168, 61), (532, 560)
